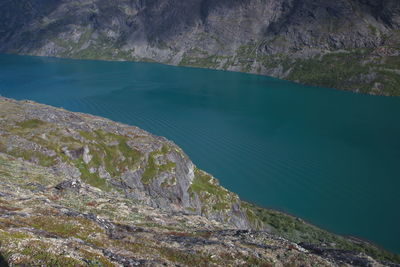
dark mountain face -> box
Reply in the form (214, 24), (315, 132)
(0, 0), (399, 95)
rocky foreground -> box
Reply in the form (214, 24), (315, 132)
(1, 0), (400, 95)
(0, 97), (399, 266)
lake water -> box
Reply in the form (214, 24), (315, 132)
(0, 54), (399, 253)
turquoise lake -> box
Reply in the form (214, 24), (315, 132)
(0, 54), (399, 253)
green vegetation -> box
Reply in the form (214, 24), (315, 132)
(40, 21), (400, 96)
(78, 130), (95, 140)
(189, 168), (233, 212)
(0, 218), (96, 266)
(235, 45), (257, 72)
(0, 153), (64, 187)
(0, 230), (31, 241)
(90, 130), (141, 177)
(180, 42), (400, 96)
(51, 28), (137, 62)
(189, 169), (228, 199)
(78, 249), (114, 267)
(65, 129), (142, 190)
(27, 216), (104, 245)
(1, 99), (399, 265)
(74, 158), (111, 191)
(0, 228), (107, 266)
(5, 148), (55, 167)
(158, 247), (214, 266)
(161, 177), (176, 188)
(158, 161), (176, 173)
(242, 255), (273, 267)
(17, 119), (45, 129)
(179, 48), (228, 69)
(141, 151), (158, 184)
(18, 241), (82, 266)
(287, 49), (400, 95)
(384, 55), (400, 69)
(2, 118), (145, 192)
(141, 146), (176, 185)
(243, 202), (400, 264)
(288, 50), (371, 90)
(234, 43), (292, 73)
(368, 24), (379, 36)
(3, 124), (143, 191)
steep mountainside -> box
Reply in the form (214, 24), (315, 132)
(0, 0), (400, 95)
(0, 97), (399, 266)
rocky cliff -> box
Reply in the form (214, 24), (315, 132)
(0, 0), (399, 95)
(0, 97), (399, 266)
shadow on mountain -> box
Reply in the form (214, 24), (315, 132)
(0, 253), (8, 267)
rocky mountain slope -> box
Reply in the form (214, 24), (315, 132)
(0, 97), (399, 266)
(0, 0), (400, 95)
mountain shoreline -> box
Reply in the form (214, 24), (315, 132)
(1, 0), (399, 96)
(2, 51), (393, 99)
(0, 96), (399, 266)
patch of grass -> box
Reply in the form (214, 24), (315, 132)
(141, 149), (176, 185)
(185, 207), (197, 213)
(117, 138), (141, 165)
(53, 28), (135, 62)
(73, 158), (111, 192)
(76, 130), (142, 185)
(159, 161), (176, 173)
(158, 247), (213, 266)
(2, 126), (143, 191)
(286, 49), (400, 95)
(288, 50), (369, 89)
(234, 45), (257, 72)
(161, 145), (169, 154)
(19, 241), (82, 266)
(141, 152), (158, 184)
(189, 169), (228, 199)
(69, 42), (135, 61)
(179, 48), (228, 69)
(161, 177), (176, 188)
(0, 230), (31, 241)
(384, 55), (400, 69)
(0, 151), (64, 187)
(16, 119), (45, 129)
(27, 216), (104, 246)
(6, 148), (55, 167)
(97, 142), (122, 177)
(212, 202), (230, 211)
(0, 231), (81, 266)
(375, 69), (400, 96)
(79, 249), (114, 267)
(79, 130), (96, 141)
(111, 239), (156, 255)
(188, 168), (233, 212)
(243, 255), (273, 267)
(92, 130), (141, 178)
(242, 202), (400, 264)
(368, 24), (378, 36)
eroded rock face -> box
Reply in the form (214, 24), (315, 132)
(0, 97), (249, 229)
(0, 0), (399, 95)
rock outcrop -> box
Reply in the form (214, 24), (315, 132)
(0, 96), (399, 266)
(0, 0), (399, 95)
(0, 97), (248, 229)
